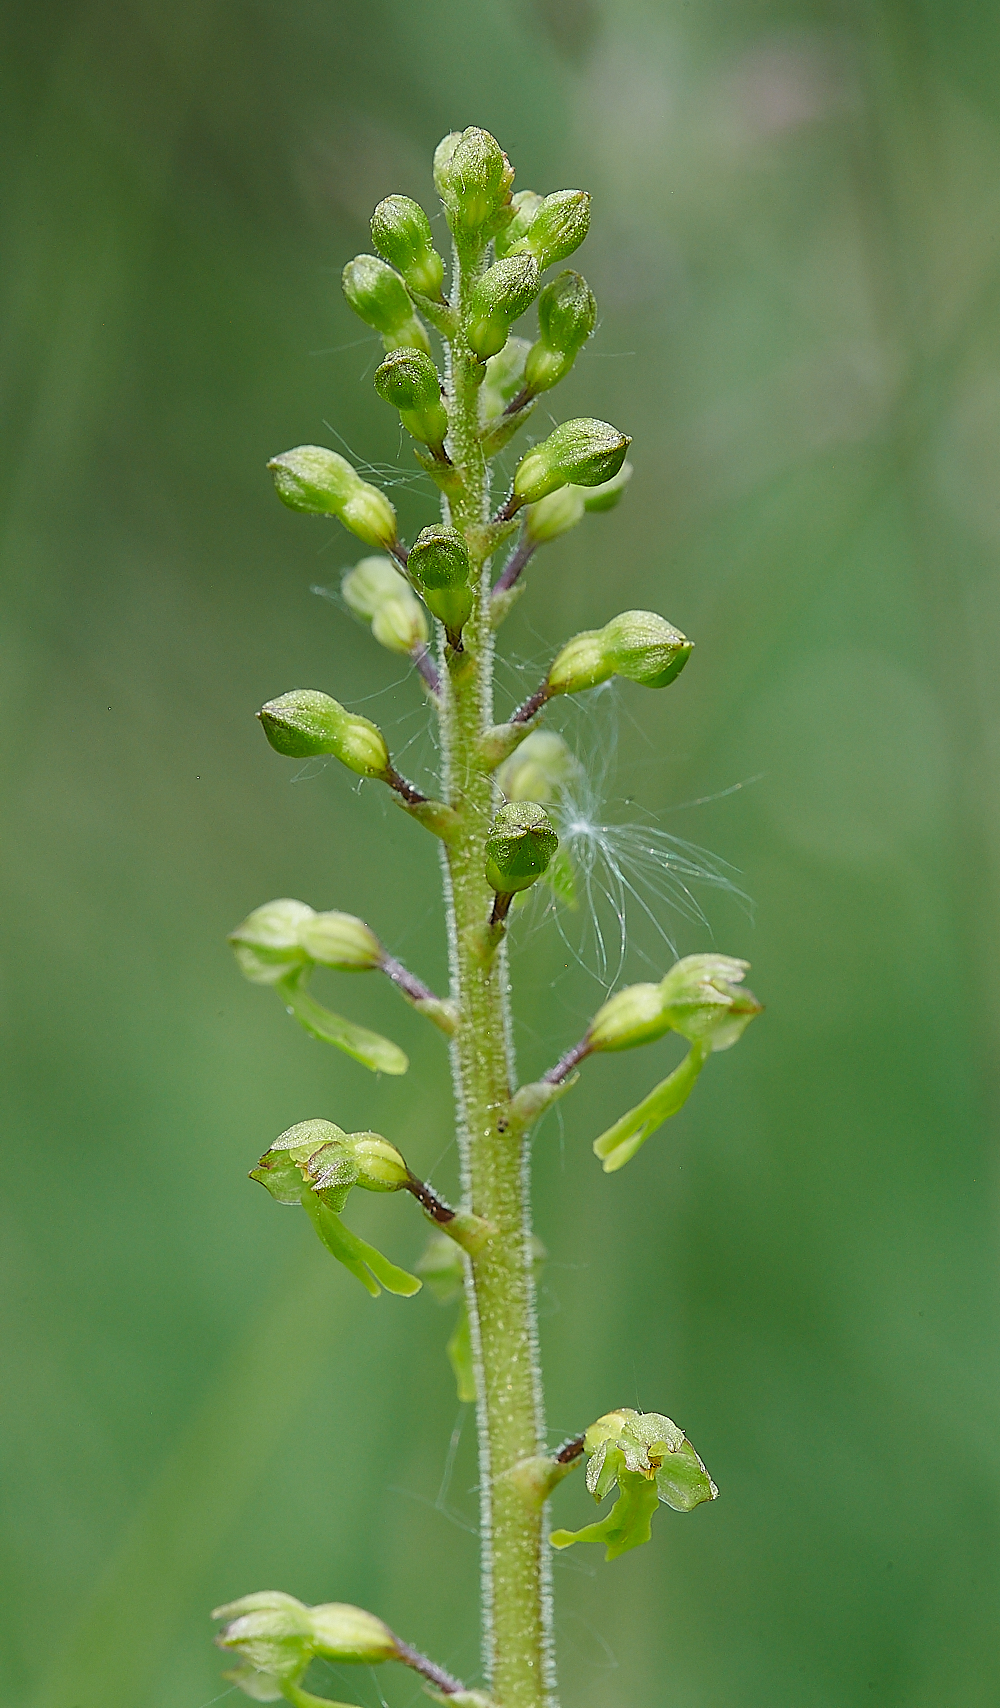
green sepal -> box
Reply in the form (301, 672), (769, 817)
(277, 975), (408, 1075)
(447, 1299), (477, 1402)
(593, 1042), (708, 1172)
(301, 1191), (421, 1298)
(550, 1469), (660, 1561)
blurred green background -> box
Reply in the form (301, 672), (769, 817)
(3, 1), (999, 1704)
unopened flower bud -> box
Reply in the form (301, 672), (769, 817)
(268, 446), (399, 552)
(582, 460), (632, 512)
(213, 1593), (314, 1682)
(258, 689), (390, 778)
(588, 982), (671, 1052)
(494, 189), (544, 258)
(485, 801), (559, 895)
(434, 127), (514, 237)
(524, 484), (586, 545)
(370, 195), (444, 298)
(511, 418), (630, 509)
(345, 1133), (409, 1192)
(523, 270), (596, 395)
(342, 556), (429, 656)
(480, 336), (531, 420)
(657, 954), (762, 1051)
(497, 730), (579, 804)
(308, 1602), (399, 1663)
(407, 525), (473, 643)
(513, 189), (591, 270)
(298, 910), (382, 971)
(373, 348), (448, 449)
(547, 610), (691, 697)
(466, 255), (539, 361)
(342, 254), (430, 352)
(228, 898), (314, 984)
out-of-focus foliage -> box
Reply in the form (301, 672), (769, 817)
(2, 2), (999, 1705)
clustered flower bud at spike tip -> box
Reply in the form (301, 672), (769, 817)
(433, 127), (515, 237)
(511, 418), (630, 510)
(547, 609), (692, 697)
(370, 195), (444, 299)
(373, 348), (448, 449)
(588, 955), (762, 1053)
(342, 254), (430, 353)
(466, 254), (539, 361)
(514, 188), (591, 270)
(485, 800), (559, 896)
(497, 730), (580, 805)
(342, 557), (429, 656)
(524, 269), (597, 395)
(268, 447), (399, 553)
(494, 189), (544, 258)
(406, 525), (473, 643)
(258, 689), (390, 778)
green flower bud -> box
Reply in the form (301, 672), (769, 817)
(496, 730), (580, 804)
(228, 898), (314, 984)
(373, 348), (448, 449)
(485, 800), (559, 895)
(407, 524), (473, 643)
(523, 270), (596, 395)
(513, 189), (591, 270)
(342, 254), (430, 352)
(268, 446), (399, 552)
(344, 1133), (409, 1192)
(547, 610), (691, 696)
(657, 954), (763, 1052)
(524, 484), (586, 545)
(466, 255), (539, 361)
(298, 910), (382, 971)
(494, 189), (544, 258)
(341, 556), (429, 656)
(213, 1594), (314, 1682)
(370, 195), (444, 298)
(433, 127), (514, 237)
(511, 418), (630, 509)
(308, 1602), (399, 1663)
(582, 460), (632, 512)
(258, 689), (390, 777)
(588, 981), (670, 1052)
(480, 336), (531, 421)
(587, 955), (760, 1053)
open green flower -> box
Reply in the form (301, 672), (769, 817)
(550, 1407), (717, 1560)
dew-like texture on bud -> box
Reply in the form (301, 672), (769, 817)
(434, 126), (514, 235)
(497, 730), (580, 804)
(658, 953), (762, 1051)
(371, 195), (444, 298)
(309, 1602), (399, 1662)
(258, 689), (390, 777)
(588, 981), (672, 1052)
(466, 255), (539, 360)
(547, 609), (691, 697)
(512, 418), (630, 507)
(524, 269), (597, 394)
(494, 189), (543, 258)
(229, 899), (314, 984)
(268, 446), (398, 551)
(342, 254), (430, 352)
(516, 189), (591, 270)
(342, 557), (429, 656)
(603, 610), (693, 688)
(485, 800), (559, 894)
(408, 524), (473, 637)
(298, 910), (382, 971)
(373, 348), (448, 447)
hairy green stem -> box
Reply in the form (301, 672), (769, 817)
(439, 240), (552, 1708)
